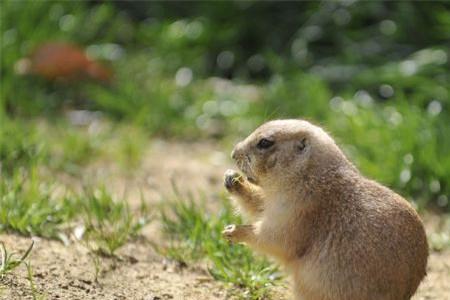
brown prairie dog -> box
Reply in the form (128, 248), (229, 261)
(222, 119), (428, 300)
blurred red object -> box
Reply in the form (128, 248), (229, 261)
(15, 42), (112, 82)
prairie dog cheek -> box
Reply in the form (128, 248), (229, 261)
(266, 154), (278, 169)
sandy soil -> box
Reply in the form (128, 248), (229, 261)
(1, 140), (449, 300)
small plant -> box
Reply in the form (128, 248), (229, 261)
(25, 262), (46, 300)
(161, 192), (280, 299)
(89, 249), (103, 283)
(79, 187), (150, 256)
(0, 241), (34, 278)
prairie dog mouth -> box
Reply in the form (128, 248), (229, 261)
(236, 159), (258, 184)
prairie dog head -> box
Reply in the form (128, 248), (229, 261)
(231, 119), (349, 191)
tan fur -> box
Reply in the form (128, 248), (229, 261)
(222, 119), (428, 300)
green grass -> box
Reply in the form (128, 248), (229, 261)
(0, 170), (150, 256)
(161, 191), (281, 300)
(0, 169), (76, 239)
(0, 118), (46, 175)
(0, 241), (34, 278)
(0, 115), (148, 174)
(25, 262), (47, 300)
(0, 242), (46, 300)
(0, 242), (46, 299)
(79, 187), (150, 256)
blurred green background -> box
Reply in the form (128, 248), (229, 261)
(1, 1), (449, 211)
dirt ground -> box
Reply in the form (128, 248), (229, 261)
(1, 140), (449, 300)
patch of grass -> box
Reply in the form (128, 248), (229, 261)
(1, 116), (148, 179)
(0, 169), (76, 239)
(45, 119), (149, 175)
(50, 127), (103, 174)
(105, 124), (148, 170)
(79, 187), (150, 256)
(0, 169), (150, 255)
(0, 241), (34, 278)
(161, 192), (280, 300)
(0, 118), (47, 175)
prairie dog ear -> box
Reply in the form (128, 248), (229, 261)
(296, 137), (307, 153)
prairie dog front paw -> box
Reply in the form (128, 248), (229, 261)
(224, 169), (244, 192)
(222, 224), (245, 243)
(222, 224), (254, 243)
(222, 224), (237, 241)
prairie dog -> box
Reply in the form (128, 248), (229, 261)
(222, 119), (428, 300)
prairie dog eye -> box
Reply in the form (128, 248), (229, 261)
(256, 138), (274, 149)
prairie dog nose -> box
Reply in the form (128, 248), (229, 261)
(231, 142), (243, 160)
(231, 149), (237, 160)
